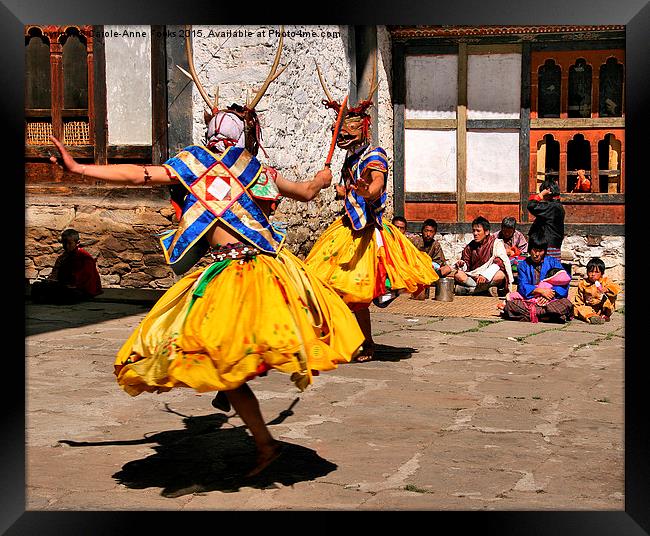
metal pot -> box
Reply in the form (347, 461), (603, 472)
(434, 277), (455, 302)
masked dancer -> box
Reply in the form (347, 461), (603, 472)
(305, 58), (438, 362)
(49, 28), (364, 477)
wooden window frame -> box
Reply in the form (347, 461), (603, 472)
(25, 24), (168, 187)
(393, 31), (625, 227)
(25, 25), (96, 161)
(530, 46), (625, 197)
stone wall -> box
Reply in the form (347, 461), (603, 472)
(25, 189), (181, 289)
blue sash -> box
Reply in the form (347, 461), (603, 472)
(343, 146), (388, 230)
(159, 145), (286, 274)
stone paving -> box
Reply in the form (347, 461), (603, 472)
(25, 290), (625, 510)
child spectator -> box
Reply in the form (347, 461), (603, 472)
(573, 257), (621, 324)
(31, 229), (103, 304)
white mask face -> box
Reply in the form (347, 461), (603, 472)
(206, 111), (246, 152)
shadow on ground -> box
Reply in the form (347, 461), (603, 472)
(59, 400), (337, 497)
(26, 300), (150, 336)
(370, 343), (416, 362)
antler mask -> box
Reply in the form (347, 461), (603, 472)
(178, 25), (290, 156)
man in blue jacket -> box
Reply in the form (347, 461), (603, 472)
(501, 236), (573, 323)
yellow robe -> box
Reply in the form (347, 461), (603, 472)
(114, 248), (364, 396)
(305, 217), (438, 307)
(573, 276), (621, 321)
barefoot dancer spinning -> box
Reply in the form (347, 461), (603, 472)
(49, 29), (363, 477)
(305, 58), (437, 362)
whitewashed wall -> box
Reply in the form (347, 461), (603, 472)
(404, 54), (458, 192)
(187, 25), (393, 254)
(405, 130), (457, 192)
(468, 53), (521, 119)
(466, 130), (520, 192)
(406, 55), (457, 118)
(105, 25), (152, 145)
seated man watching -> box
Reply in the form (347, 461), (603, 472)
(391, 215), (421, 243)
(453, 216), (513, 296)
(500, 236), (573, 323)
(31, 228), (103, 304)
(496, 216), (528, 278)
(418, 218), (452, 278)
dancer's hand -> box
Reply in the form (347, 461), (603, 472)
(49, 135), (82, 174)
(315, 167), (332, 189)
(352, 176), (371, 197)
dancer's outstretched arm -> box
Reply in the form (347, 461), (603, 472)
(274, 168), (332, 202)
(49, 135), (177, 186)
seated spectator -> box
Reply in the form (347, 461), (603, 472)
(410, 218), (452, 300)
(392, 216), (420, 243)
(417, 218), (451, 278)
(496, 216), (528, 278)
(31, 229), (103, 304)
(501, 267), (571, 306)
(573, 257), (621, 324)
(499, 237), (573, 323)
(453, 216), (513, 296)
(391, 215), (407, 234)
(571, 169), (591, 193)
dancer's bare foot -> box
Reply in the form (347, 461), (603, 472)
(354, 342), (374, 363)
(245, 441), (283, 478)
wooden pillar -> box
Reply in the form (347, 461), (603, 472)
(589, 131), (600, 193)
(592, 62), (600, 119)
(529, 143), (538, 194)
(151, 25), (168, 164)
(560, 63), (569, 119)
(520, 43), (531, 222)
(456, 41), (468, 223)
(559, 139), (568, 193)
(86, 32), (95, 146)
(50, 37), (64, 142)
(530, 62), (538, 119)
(166, 25), (193, 155)
(620, 138), (625, 193)
(92, 27), (107, 165)
(392, 41), (406, 218)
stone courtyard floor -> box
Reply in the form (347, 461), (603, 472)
(24, 288), (625, 511)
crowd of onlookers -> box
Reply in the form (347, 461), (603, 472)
(29, 178), (621, 326)
(390, 178), (621, 324)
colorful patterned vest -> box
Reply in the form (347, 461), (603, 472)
(342, 145), (388, 230)
(159, 145), (285, 274)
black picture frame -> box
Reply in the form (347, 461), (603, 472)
(7, 0), (647, 533)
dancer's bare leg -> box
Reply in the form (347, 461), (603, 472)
(225, 383), (282, 476)
(354, 307), (374, 362)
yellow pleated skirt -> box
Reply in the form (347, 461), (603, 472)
(305, 217), (438, 307)
(114, 247), (364, 396)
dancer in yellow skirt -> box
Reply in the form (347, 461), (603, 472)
(48, 31), (363, 477)
(306, 62), (438, 362)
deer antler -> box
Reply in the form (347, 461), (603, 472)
(177, 25), (214, 112)
(315, 60), (336, 104)
(365, 49), (379, 103)
(246, 26), (290, 110)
